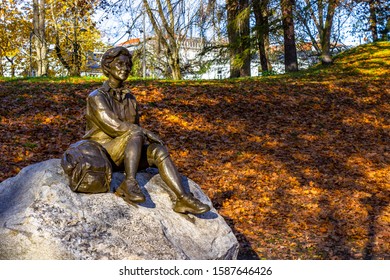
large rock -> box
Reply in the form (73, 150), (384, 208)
(0, 159), (238, 260)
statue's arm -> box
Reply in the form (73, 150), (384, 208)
(87, 94), (138, 137)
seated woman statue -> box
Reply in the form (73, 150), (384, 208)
(83, 47), (210, 215)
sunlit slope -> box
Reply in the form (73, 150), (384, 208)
(304, 41), (390, 78)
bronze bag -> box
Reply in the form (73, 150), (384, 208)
(61, 140), (112, 193)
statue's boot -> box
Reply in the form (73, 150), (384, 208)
(115, 177), (146, 204)
(154, 152), (210, 215)
(173, 194), (210, 214)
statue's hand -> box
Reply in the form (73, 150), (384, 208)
(143, 128), (164, 145)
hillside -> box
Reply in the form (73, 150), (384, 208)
(0, 42), (389, 259)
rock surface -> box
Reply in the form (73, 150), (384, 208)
(0, 159), (239, 260)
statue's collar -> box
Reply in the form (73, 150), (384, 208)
(102, 81), (130, 102)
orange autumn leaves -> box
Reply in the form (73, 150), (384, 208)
(131, 74), (389, 259)
(1, 42), (390, 259)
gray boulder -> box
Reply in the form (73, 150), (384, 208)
(0, 159), (239, 260)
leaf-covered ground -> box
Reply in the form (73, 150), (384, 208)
(1, 42), (389, 259)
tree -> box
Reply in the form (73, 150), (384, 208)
(281, 0), (298, 71)
(349, 0), (389, 43)
(48, 0), (102, 76)
(0, 0), (103, 77)
(101, 0), (204, 80)
(0, 0), (30, 77)
(296, 0), (339, 65)
(141, 0), (184, 80)
(359, 0), (389, 41)
(253, 0), (272, 72)
(198, 0), (225, 41)
(33, 0), (48, 76)
(369, 0), (378, 41)
(226, 0), (251, 78)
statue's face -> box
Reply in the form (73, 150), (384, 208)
(108, 54), (131, 82)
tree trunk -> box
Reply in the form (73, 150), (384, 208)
(70, 41), (82, 76)
(240, 0), (251, 77)
(369, 0), (378, 41)
(253, 0), (270, 72)
(298, 0), (338, 65)
(169, 50), (181, 80)
(54, 37), (71, 74)
(70, 15), (82, 77)
(142, 0), (182, 80)
(227, 0), (240, 78)
(321, 35), (333, 65)
(0, 61), (4, 77)
(226, 0), (251, 78)
(5, 56), (16, 77)
(33, 0), (48, 76)
(11, 63), (15, 77)
(320, 0), (336, 65)
(265, 31), (272, 71)
(381, 17), (389, 40)
(281, 0), (298, 72)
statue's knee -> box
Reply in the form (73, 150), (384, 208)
(154, 145), (170, 162)
(147, 144), (169, 165)
(156, 145), (169, 160)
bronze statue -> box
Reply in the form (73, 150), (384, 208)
(82, 47), (210, 215)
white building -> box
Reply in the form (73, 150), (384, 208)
(83, 37), (322, 79)
(117, 36), (234, 79)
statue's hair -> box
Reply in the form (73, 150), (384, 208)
(101, 47), (132, 77)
